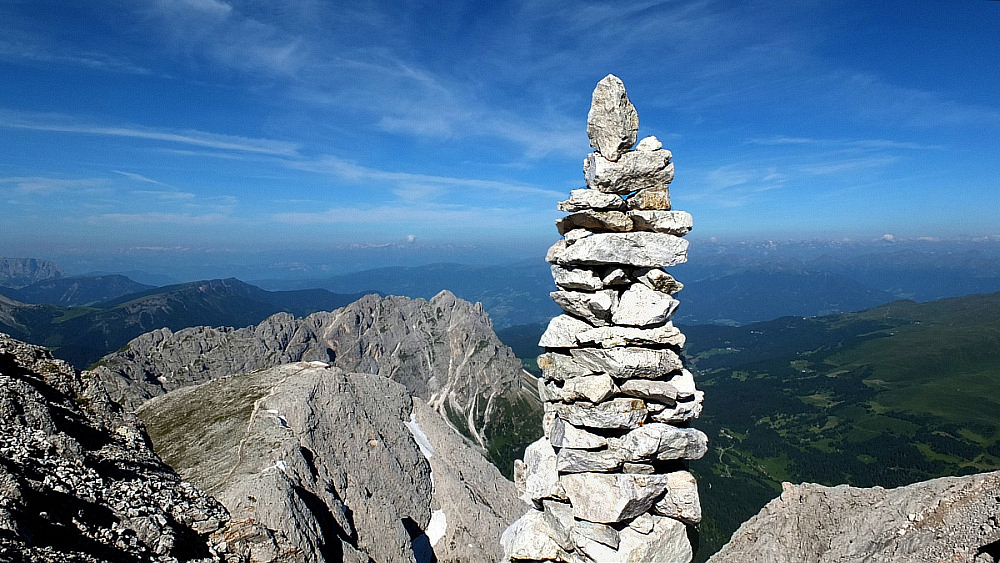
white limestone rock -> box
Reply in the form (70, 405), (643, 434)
(650, 391), (704, 424)
(556, 447), (625, 473)
(572, 520), (619, 550)
(539, 315), (593, 348)
(554, 398), (647, 430)
(652, 471), (702, 525)
(636, 135), (662, 151)
(576, 324), (686, 349)
(547, 231), (688, 268)
(550, 417), (608, 450)
(628, 210), (693, 236)
(550, 289), (617, 326)
(561, 473), (672, 524)
(616, 514), (692, 563)
(619, 379), (679, 404)
(612, 283), (680, 327)
(636, 268), (683, 294)
(559, 188), (627, 212)
(584, 150), (674, 195)
(601, 267), (632, 286)
(560, 374), (616, 404)
(551, 265), (603, 291)
(626, 186), (671, 210)
(538, 352), (597, 381)
(668, 369), (698, 399)
(563, 228), (593, 244)
(629, 513), (656, 534)
(520, 438), (567, 504)
(613, 423), (708, 462)
(500, 508), (574, 562)
(557, 211), (633, 234)
(570, 347), (684, 379)
(587, 74), (638, 162)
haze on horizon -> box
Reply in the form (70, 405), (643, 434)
(2, 0), (999, 279)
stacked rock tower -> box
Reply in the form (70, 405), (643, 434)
(501, 75), (707, 562)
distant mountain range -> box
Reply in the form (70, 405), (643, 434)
(253, 260), (563, 330)
(0, 277), (368, 368)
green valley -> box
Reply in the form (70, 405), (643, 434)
(684, 292), (1000, 559)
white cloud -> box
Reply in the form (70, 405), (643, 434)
(289, 155), (566, 200)
(88, 212), (235, 225)
(0, 110), (300, 155)
(0, 176), (107, 194)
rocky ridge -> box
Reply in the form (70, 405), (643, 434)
(502, 75), (705, 563)
(0, 258), (63, 289)
(0, 332), (234, 562)
(89, 290), (529, 451)
(135, 361), (522, 562)
(708, 473), (1000, 563)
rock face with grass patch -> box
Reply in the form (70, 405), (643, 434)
(88, 291), (536, 459)
(137, 361), (522, 563)
(503, 75), (704, 563)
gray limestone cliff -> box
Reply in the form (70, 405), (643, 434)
(0, 257), (63, 289)
(709, 473), (1000, 563)
(88, 290), (531, 451)
(134, 363), (522, 562)
(0, 332), (233, 562)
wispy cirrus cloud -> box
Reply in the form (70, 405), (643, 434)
(0, 110), (300, 156)
(88, 212), (235, 226)
(289, 155), (566, 200)
(0, 176), (107, 195)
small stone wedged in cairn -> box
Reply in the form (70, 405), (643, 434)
(551, 289), (618, 326)
(551, 264), (604, 291)
(559, 188), (627, 212)
(627, 186), (672, 210)
(503, 74), (702, 563)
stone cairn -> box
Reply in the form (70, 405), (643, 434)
(501, 75), (707, 563)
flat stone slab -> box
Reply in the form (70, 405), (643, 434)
(613, 423), (708, 462)
(584, 150), (674, 195)
(550, 417), (607, 450)
(551, 264), (603, 291)
(547, 232), (688, 268)
(561, 473), (671, 523)
(538, 352), (596, 381)
(554, 398), (647, 430)
(556, 210), (633, 234)
(558, 188), (626, 212)
(628, 210), (693, 236)
(570, 347), (683, 379)
(576, 324), (686, 349)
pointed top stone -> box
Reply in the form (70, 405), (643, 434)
(587, 74), (638, 162)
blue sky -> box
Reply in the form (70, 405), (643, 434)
(1, 0), (999, 278)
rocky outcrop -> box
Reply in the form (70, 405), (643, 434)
(89, 291), (526, 450)
(136, 361), (522, 563)
(0, 258), (63, 289)
(0, 332), (232, 562)
(709, 473), (1000, 563)
(502, 75), (704, 563)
